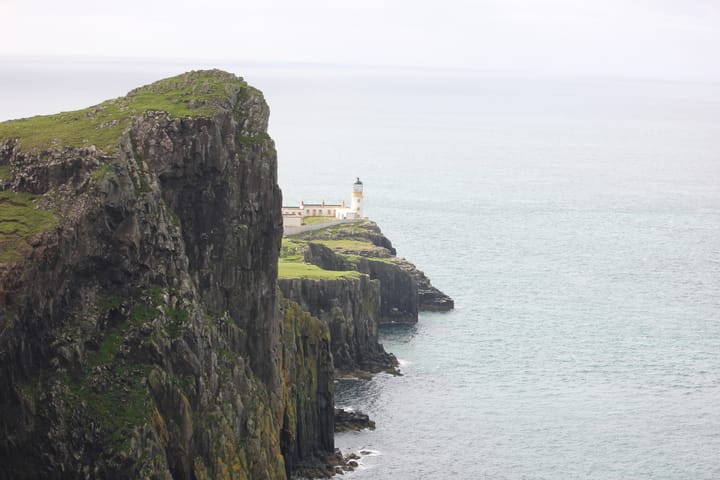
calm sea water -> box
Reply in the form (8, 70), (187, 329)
(2, 58), (719, 479)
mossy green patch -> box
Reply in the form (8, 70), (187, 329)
(90, 162), (113, 182)
(0, 165), (11, 181)
(302, 216), (335, 225)
(0, 190), (58, 262)
(130, 303), (158, 326)
(131, 141), (152, 194)
(67, 302), (152, 449)
(279, 237), (305, 262)
(301, 220), (376, 239)
(236, 132), (271, 145)
(279, 237), (362, 279)
(312, 238), (378, 252)
(278, 260), (360, 279)
(0, 70), (254, 153)
(341, 252), (395, 265)
(88, 326), (127, 367)
(165, 307), (189, 339)
(168, 208), (181, 228)
(66, 366), (150, 448)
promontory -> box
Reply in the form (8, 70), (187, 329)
(0, 69), (452, 479)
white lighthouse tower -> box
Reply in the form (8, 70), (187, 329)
(351, 177), (363, 218)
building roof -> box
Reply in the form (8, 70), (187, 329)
(301, 203), (343, 207)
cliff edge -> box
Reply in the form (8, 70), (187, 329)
(0, 70), (334, 479)
(278, 221), (453, 374)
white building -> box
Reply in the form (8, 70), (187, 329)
(282, 178), (365, 227)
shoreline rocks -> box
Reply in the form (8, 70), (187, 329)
(334, 408), (376, 432)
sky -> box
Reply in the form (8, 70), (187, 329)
(1, 0), (720, 81)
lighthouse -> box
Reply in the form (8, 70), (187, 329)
(351, 177), (363, 218)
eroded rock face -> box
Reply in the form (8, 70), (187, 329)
(278, 276), (397, 374)
(0, 70), (333, 479)
(301, 223), (454, 324)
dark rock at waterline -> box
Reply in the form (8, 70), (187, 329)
(292, 449), (360, 478)
(278, 275), (399, 375)
(334, 408), (376, 432)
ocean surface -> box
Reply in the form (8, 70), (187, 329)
(2, 57), (719, 479)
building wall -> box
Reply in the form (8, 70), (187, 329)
(299, 203), (343, 218)
(283, 215), (303, 228)
(282, 207), (302, 215)
(335, 207), (361, 220)
(301, 207), (336, 217)
(283, 183), (363, 226)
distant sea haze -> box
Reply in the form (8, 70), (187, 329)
(3, 58), (720, 479)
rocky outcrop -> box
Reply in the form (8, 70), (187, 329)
(278, 275), (397, 374)
(334, 408), (375, 432)
(299, 222), (454, 323)
(380, 258), (454, 312)
(353, 257), (419, 323)
(0, 70), (333, 479)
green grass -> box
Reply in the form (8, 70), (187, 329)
(302, 216), (336, 225)
(0, 190), (58, 262)
(301, 220), (376, 239)
(165, 307), (189, 339)
(90, 162), (113, 182)
(0, 70), (254, 153)
(278, 260), (360, 279)
(67, 366), (150, 448)
(88, 325), (127, 368)
(97, 295), (124, 313)
(280, 238), (305, 259)
(312, 238), (379, 252)
(0, 165), (11, 181)
(341, 252), (395, 265)
(236, 132), (271, 145)
(129, 303), (158, 326)
(278, 235), (368, 279)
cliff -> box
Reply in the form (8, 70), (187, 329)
(282, 221), (453, 325)
(278, 276), (397, 375)
(276, 221), (452, 378)
(0, 71), (334, 479)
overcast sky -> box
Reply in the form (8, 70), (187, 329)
(2, 0), (720, 81)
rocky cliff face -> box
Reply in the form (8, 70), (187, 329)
(278, 276), (397, 374)
(297, 221), (454, 324)
(0, 71), (333, 479)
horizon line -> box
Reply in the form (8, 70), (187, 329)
(2, 53), (719, 86)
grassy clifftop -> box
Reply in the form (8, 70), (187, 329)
(278, 237), (362, 280)
(0, 70), (257, 153)
(278, 221), (392, 279)
(0, 70), (262, 266)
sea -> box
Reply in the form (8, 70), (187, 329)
(2, 57), (719, 480)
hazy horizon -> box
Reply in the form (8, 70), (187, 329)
(2, 0), (720, 82)
(2, 55), (720, 125)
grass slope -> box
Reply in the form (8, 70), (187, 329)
(277, 261), (360, 280)
(0, 190), (58, 262)
(0, 70), (253, 153)
(278, 237), (360, 279)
